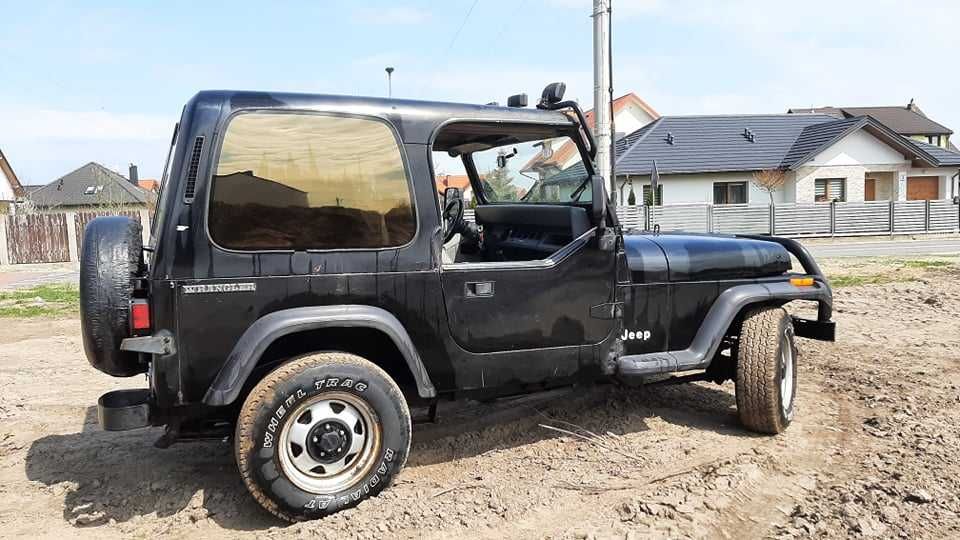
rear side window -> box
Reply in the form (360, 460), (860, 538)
(209, 112), (415, 251)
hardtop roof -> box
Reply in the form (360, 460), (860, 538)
(192, 90), (579, 145)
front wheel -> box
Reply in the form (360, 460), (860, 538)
(734, 307), (797, 434)
(235, 352), (411, 521)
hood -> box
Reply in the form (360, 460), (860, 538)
(624, 233), (792, 283)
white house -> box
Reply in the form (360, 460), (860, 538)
(788, 101), (955, 151)
(0, 147), (25, 212)
(521, 93), (659, 183)
(609, 113), (960, 206)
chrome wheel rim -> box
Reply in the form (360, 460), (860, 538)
(780, 329), (795, 414)
(278, 391), (382, 494)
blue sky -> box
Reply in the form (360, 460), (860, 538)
(3, 0), (960, 185)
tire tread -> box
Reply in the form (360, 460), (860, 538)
(735, 306), (792, 434)
(235, 352), (410, 522)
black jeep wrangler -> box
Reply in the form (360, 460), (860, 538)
(80, 83), (834, 522)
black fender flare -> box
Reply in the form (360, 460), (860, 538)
(203, 305), (436, 406)
(617, 280), (832, 377)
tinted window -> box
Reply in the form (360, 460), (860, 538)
(713, 181), (747, 204)
(209, 113), (415, 250)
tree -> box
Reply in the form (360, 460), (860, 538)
(751, 168), (786, 205)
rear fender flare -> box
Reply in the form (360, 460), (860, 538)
(202, 305), (436, 406)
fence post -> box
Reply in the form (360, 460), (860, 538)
(829, 201), (836, 237)
(768, 204), (775, 235)
(888, 200), (895, 236)
(707, 204), (713, 233)
(65, 211), (79, 263)
(138, 209), (150, 245)
(0, 215), (9, 266)
(924, 199), (931, 232)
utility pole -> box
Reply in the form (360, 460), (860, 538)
(592, 0), (615, 204)
(385, 67), (395, 98)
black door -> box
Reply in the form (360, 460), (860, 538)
(439, 229), (617, 386)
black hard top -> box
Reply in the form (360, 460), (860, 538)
(188, 90), (578, 145)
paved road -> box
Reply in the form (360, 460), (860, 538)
(0, 267), (79, 290)
(803, 238), (960, 258)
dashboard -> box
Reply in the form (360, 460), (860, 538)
(475, 204), (591, 261)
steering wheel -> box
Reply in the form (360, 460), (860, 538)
(442, 197), (465, 243)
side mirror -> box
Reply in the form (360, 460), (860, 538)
(443, 187), (461, 207)
(591, 174), (606, 227)
(496, 148), (518, 169)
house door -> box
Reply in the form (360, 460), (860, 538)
(864, 178), (876, 201)
(907, 176), (939, 200)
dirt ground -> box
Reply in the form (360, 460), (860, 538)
(2, 257), (960, 539)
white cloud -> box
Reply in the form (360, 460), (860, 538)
(351, 6), (430, 25)
(0, 106), (174, 183)
(1, 106), (172, 142)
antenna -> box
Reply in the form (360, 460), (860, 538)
(385, 67), (395, 98)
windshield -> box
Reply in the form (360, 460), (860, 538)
(432, 123), (592, 205)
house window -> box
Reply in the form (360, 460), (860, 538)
(209, 112), (415, 251)
(642, 184), (663, 206)
(927, 135), (942, 146)
(713, 182), (747, 205)
(815, 178), (846, 202)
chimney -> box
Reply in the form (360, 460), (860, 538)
(128, 164), (139, 185)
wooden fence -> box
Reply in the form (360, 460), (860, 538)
(4, 214), (71, 264)
(0, 209), (150, 266)
(74, 211), (141, 255)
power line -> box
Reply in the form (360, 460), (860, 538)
(446, 0), (479, 56)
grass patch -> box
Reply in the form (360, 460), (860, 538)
(828, 274), (907, 288)
(896, 259), (953, 269)
(0, 284), (79, 318)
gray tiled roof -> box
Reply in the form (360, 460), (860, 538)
(780, 117), (864, 167)
(596, 113), (960, 179)
(913, 140), (960, 166)
(613, 114), (835, 175)
(28, 162), (151, 208)
(788, 106), (952, 135)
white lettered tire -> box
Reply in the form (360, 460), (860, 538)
(235, 352), (411, 521)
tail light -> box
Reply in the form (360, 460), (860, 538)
(130, 299), (151, 332)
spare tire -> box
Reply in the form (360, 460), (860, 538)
(80, 216), (145, 377)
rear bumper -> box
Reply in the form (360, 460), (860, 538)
(98, 389), (152, 431)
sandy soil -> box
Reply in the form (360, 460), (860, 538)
(1, 258), (959, 539)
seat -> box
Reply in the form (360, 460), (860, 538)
(441, 233), (461, 265)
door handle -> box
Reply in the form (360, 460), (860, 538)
(465, 281), (495, 298)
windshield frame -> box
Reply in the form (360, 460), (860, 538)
(434, 120), (595, 207)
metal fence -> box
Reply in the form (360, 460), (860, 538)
(465, 199), (960, 238)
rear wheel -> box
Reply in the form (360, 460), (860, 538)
(734, 307), (797, 434)
(235, 352), (411, 521)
